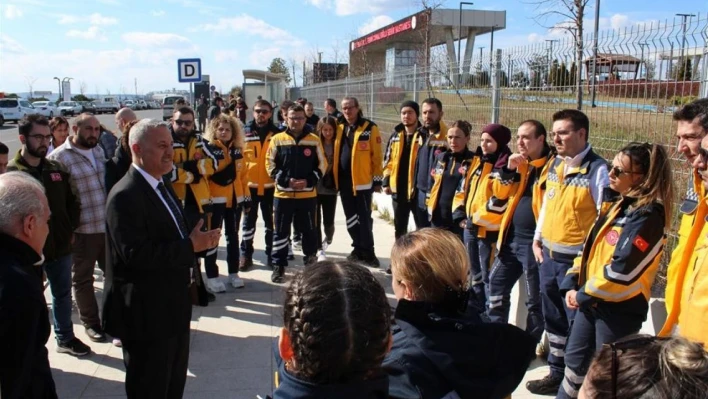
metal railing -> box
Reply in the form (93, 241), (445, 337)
(298, 13), (708, 290)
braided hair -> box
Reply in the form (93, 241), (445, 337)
(282, 261), (392, 384)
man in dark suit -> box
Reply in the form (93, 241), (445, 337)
(103, 119), (220, 398)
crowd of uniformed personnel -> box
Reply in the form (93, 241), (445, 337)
(2, 93), (707, 399)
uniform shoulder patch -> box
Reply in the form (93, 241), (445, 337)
(633, 235), (649, 252)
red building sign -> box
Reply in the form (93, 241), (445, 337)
(352, 17), (417, 50)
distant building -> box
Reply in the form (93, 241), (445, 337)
(304, 63), (349, 86)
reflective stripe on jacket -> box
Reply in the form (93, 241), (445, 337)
(243, 121), (279, 195)
(266, 128), (327, 199)
(204, 139), (250, 208)
(168, 130), (218, 213)
(382, 122), (424, 200)
(427, 148), (478, 223)
(333, 118), (384, 195)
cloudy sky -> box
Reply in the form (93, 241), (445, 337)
(0, 0), (702, 95)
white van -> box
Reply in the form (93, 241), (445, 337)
(162, 96), (187, 121)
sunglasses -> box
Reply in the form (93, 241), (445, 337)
(608, 163), (641, 177)
(607, 335), (668, 399)
(254, 109), (270, 114)
(175, 119), (193, 126)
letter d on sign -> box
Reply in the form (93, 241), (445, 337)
(185, 65), (195, 77)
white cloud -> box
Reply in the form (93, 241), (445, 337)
(215, 50), (240, 63)
(122, 32), (193, 49)
(358, 15), (394, 35)
(89, 13), (118, 25)
(57, 13), (117, 26)
(66, 26), (107, 41)
(527, 33), (543, 43)
(151, 10), (166, 17)
(193, 14), (300, 44)
(610, 14), (630, 30)
(2, 4), (23, 19)
(0, 33), (25, 54)
(248, 47), (283, 67)
(305, 0), (409, 16)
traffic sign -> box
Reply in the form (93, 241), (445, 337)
(178, 58), (202, 83)
(210, 85), (216, 91)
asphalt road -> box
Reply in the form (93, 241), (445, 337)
(0, 109), (163, 156)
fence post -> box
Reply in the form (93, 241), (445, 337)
(701, 46), (708, 99)
(327, 80), (330, 99)
(491, 49), (502, 124)
(370, 73), (375, 120)
(413, 64), (418, 103)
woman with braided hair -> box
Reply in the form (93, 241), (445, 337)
(384, 228), (536, 399)
(269, 261), (392, 399)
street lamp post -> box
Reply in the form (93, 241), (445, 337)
(458, 2), (474, 83)
(53, 77), (61, 101)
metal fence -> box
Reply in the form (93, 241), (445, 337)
(298, 13), (708, 289)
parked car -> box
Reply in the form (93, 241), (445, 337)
(0, 98), (37, 123)
(162, 95), (186, 121)
(31, 101), (58, 118)
(137, 100), (148, 110)
(57, 101), (82, 116)
(94, 97), (120, 114)
(124, 100), (137, 110)
(0, 109), (5, 127)
(78, 101), (96, 113)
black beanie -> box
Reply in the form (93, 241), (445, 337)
(400, 100), (420, 117)
(482, 123), (512, 147)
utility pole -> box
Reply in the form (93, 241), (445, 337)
(134, 78), (138, 97)
(318, 51), (323, 84)
(591, 0), (600, 107)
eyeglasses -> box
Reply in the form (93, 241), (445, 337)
(607, 335), (667, 399)
(254, 109), (270, 114)
(288, 117), (305, 121)
(174, 119), (193, 126)
(608, 163), (642, 177)
(342, 106), (357, 111)
(698, 147), (708, 164)
(28, 134), (53, 142)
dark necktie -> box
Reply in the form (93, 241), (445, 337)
(157, 182), (189, 238)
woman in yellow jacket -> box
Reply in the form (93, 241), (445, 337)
(556, 142), (674, 399)
(202, 114), (251, 293)
(458, 123), (513, 312)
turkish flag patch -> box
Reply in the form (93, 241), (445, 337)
(303, 148), (312, 157)
(376, 136), (382, 144)
(605, 230), (619, 246)
(50, 172), (62, 182)
(633, 235), (649, 252)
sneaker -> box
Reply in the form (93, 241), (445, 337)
(229, 273), (245, 289)
(57, 337), (91, 356)
(271, 265), (284, 283)
(304, 255), (317, 266)
(317, 250), (327, 262)
(207, 292), (216, 302)
(85, 326), (106, 343)
(206, 277), (226, 293)
(385, 267), (392, 274)
(239, 257), (253, 272)
(287, 243), (295, 260)
(112, 338), (122, 347)
(361, 251), (380, 268)
(321, 240), (329, 251)
(293, 238), (302, 251)
(526, 373), (563, 395)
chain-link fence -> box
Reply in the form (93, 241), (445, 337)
(299, 13), (707, 289)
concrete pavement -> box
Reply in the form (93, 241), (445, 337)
(45, 195), (549, 398)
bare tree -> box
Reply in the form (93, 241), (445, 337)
(79, 81), (87, 95)
(24, 75), (38, 98)
(528, 0), (590, 109)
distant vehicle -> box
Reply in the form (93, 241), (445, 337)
(78, 101), (96, 113)
(0, 109), (5, 127)
(58, 101), (82, 116)
(0, 98), (37, 123)
(93, 97), (120, 114)
(138, 100), (148, 110)
(162, 95), (186, 121)
(32, 101), (58, 117)
(124, 100), (138, 110)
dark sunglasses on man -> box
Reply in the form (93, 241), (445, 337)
(175, 119), (193, 127)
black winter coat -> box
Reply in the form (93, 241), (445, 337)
(384, 299), (536, 399)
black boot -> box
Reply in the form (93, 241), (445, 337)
(271, 265), (285, 283)
(526, 373), (563, 395)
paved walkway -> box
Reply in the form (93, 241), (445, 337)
(46, 197), (549, 398)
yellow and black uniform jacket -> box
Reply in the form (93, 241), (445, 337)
(539, 148), (608, 262)
(382, 122), (424, 200)
(454, 147), (515, 238)
(204, 139), (250, 209)
(168, 128), (219, 213)
(243, 120), (279, 195)
(266, 126), (327, 199)
(497, 147), (555, 248)
(414, 122), (449, 193)
(427, 148), (478, 224)
(660, 171), (707, 338)
(560, 194), (666, 317)
(333, 117), (384, 195)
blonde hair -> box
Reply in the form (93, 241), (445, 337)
(203, 114), (244, 150)
(390, 228), (469, 303)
